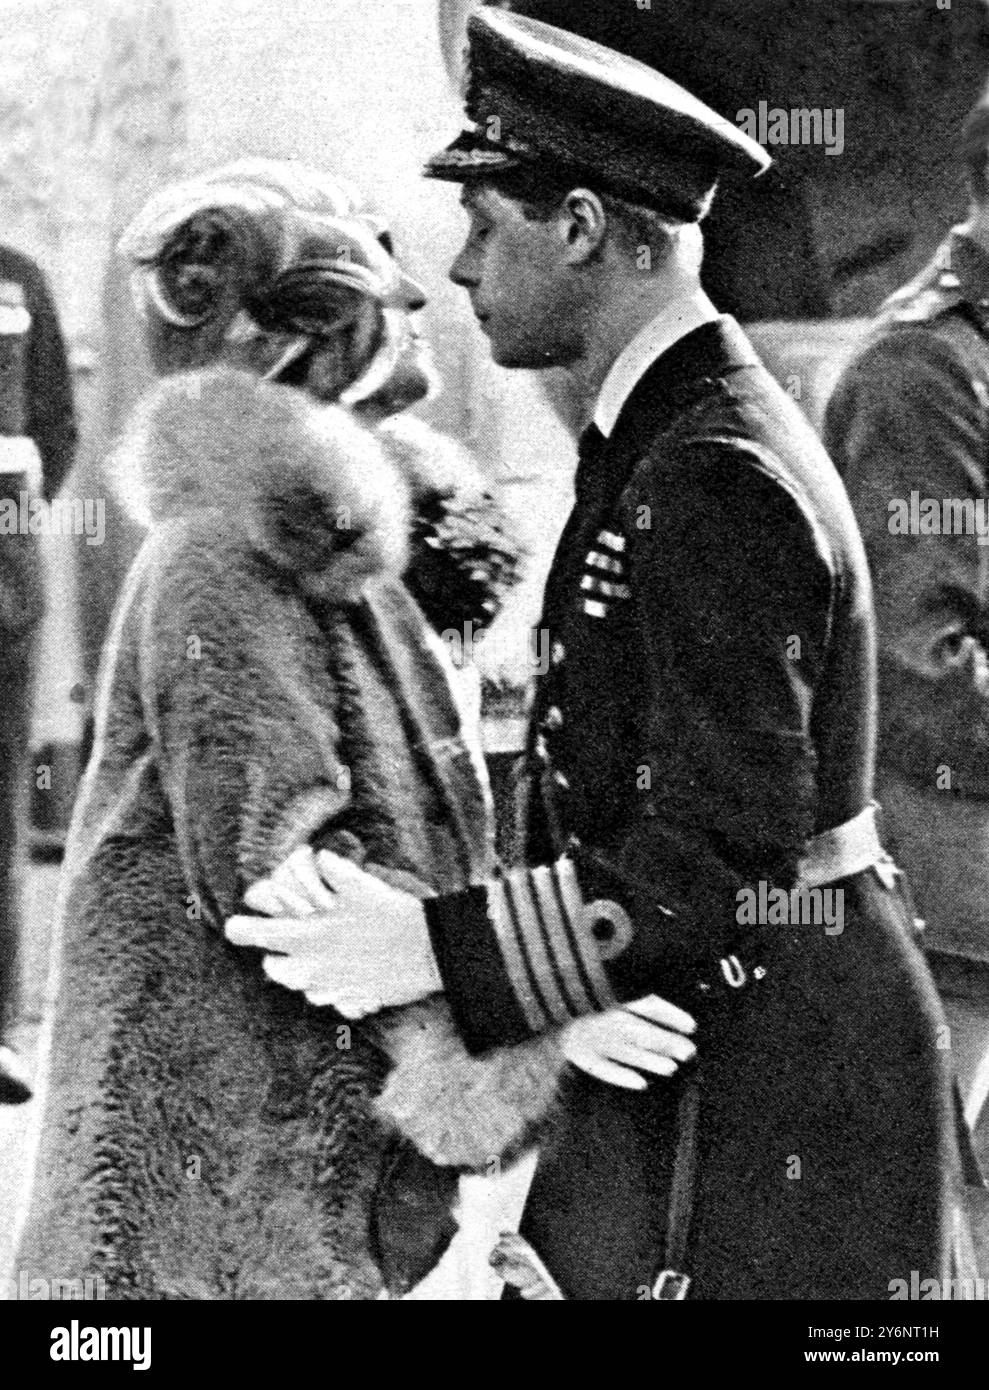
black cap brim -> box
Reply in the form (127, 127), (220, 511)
(424, 129), (529, 182)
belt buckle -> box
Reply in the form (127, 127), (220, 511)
(872, 853), (900, 894)
(720, 954), (747, 989)
(652, 1269), (691, 1300)
(872, 856), (925, 939)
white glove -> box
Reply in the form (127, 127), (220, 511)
(560, 995), (697, 1090)
(226, 847), (441, 1017)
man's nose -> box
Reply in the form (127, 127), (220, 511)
(449, 243), (476, 288)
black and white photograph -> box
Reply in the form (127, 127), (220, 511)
(1, 0), (989, 1350)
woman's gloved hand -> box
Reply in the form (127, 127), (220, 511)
(225, 846), (440, 1016)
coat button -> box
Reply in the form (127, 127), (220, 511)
(543, 705), (564, 732)
(554, 771), (570, 792)
(551, 641), (566, 667)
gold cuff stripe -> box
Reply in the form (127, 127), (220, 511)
(488, 877), (548, 1033)
(489, 860), (621, 1026)
(552, 859), (617, 1010)
(527, 865), (595, 1016)
(503, 871), (575, 1025)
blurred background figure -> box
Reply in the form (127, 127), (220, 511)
(824, 93), (989, 1168)
(0, 243), (75, 1103)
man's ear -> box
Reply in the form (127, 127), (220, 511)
(560, 188), (607, 265)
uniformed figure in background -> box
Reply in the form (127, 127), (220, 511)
(0, 244), (76, 1102)
(825, 95), (989, 1163)
(227, 11), (956, 1298)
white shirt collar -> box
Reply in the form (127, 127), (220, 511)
(593, 289), (720, 438)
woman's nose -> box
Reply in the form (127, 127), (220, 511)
(398, 271), (427, 313)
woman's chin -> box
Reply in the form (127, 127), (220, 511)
(357, 359), (437, 421)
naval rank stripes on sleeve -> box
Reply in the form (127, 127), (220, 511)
(423, 860), (619, 1052)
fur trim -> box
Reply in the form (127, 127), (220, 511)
(377, 414), (487, 506)
(110, 368), (410, 600)
(371, 997), (565, 1170)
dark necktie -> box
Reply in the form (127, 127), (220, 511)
(574, 422), (608, 501)
(536, 422), (608, 637)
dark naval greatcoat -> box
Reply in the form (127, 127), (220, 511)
(426, 317), (955, 1300)
(824, 231), (989, 972)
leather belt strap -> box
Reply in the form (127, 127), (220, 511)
(652, 1077), (701, 1301)
(795, 801), (899, 892)
(650, 802), (903, 1300)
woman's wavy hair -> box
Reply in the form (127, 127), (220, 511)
(121, 161), (405, 397)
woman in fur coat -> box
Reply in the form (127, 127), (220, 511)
(17, 163), (565, 1300)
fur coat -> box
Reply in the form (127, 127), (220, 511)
(18, 369), (565, 1300)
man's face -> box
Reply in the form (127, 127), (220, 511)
(449, 183), (582, 370)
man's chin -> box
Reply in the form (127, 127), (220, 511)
(485, 332), (564, 372)
(489, 343), (543, 371)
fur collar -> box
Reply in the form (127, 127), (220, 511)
(111, 368), (411, 602)
(111, 366), (522, 621)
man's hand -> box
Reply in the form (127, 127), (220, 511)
(561, 995), (697, 1090)
(225, 848), (440, 1016)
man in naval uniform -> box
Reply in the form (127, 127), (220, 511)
(0, 244), (76, 1103)
(227, 11), (955, 1299)
(825, 96), (989, 1168)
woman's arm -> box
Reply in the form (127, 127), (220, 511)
(132, 523), (564, 1170)
(136, 521), (355, 926)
